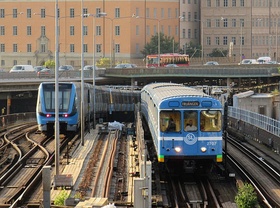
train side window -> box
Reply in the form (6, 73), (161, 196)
(200, 110), (222, 132)
(160, 111), (181, 132)
(184, 110), (198, 131)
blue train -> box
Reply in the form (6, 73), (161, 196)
(36, 82), (94, 134)
(141, 83), (223, 168)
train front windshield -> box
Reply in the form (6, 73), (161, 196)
(43, 84), (72, 112)
(159, 110), (222, 132)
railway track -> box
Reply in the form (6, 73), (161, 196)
(226, 134), (280, 207)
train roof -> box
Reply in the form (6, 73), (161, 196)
(142, 83), (211, 106)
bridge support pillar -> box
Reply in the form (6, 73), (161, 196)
(6, 94), (11, 115)
(42, 166), (51, 208)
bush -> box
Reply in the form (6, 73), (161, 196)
(235, 183), (258, 208)
(54, 189), (69, 205)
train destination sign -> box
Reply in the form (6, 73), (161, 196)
(181, 101), (200, 106)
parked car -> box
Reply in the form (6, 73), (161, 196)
(257, 56), (271, 64)
(165, 64), (179, 67)
(204, 61), (219, 65)
(37, 68), (52, 78)
(267, 61), (280, 64)
(80, 65), (99, 70)
(238, 59), (258, 65)
(114, 63), (137, 68)
(58, 65), (75, 71)
(9, 65), (35, 72)
(34, 66), (48, 73)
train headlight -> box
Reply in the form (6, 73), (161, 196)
(174, 147), (182, 153)
(201, 147), (207, 153)
(46, 114), (51, 118)
(63, 114), (69, 118)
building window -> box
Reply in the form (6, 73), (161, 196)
(146, 8), (150, 18)
(223, 36), (228, 45)
(13, 44), (17, 52)
(240, 0), (244, 7)
(136, 25), (139, 36)
(1, 60), (5, 66)
(194, 12), (198, 21)
(153, 25), (157, 35)
(241, 36), (244, 45)
(13, 9), (18, 18)
(224, 0), (228, 7)
(70, 8), (75, 18)
(240, 19), (244, 27)
(83, 25), (88, 36)
(207, 0), (211, 7)
(41, 8), (45, 18)
(0, 9), (4, 18)
(13, 60), (17, 65)
(41, 44), (46, 53)
(70, 44), (75, 52)
(83, 8), (88, 16)
(41, 26), (46, 36)
(13, 26), (17, 35)
(96, 26), (101, 36)
(188, 12), (191, 21)
(136, 8), (139, 17)
(215, 19), (220, 27)
(153, 8), (157, 18)
(70, 26), (74, 36)
(27, 9), (31, 18)
(232, 37), (236, 45)
(115, 44), (120, 53)
(168, 8), (171, 18)
(115, 25), (120, 36)
(216, 0), (220, 6)
(27, 60), (31, 65)
(222, 18), (228, 27)
(27, 44), (32, 52)
(83, 44), (88, 53)
(232, 0), (236, 6)
(96, 8), (101, 16)
(188, 29), (191, 38)
(215, 37), (220, 45)
(115, 8), (120, 18)
(146, 25), (150, 36)
(0, 26), (5, 35)
(232, 19), (236, 27)
(206, 37), (211, 45)
(194, 29), (198, 38)
(175, 25), (178, 35)
(0, 44), (5, 52)
(27, 26), (31, 35)
(96, 44), (101, 53)
(206, 19), (211, 27)
(161, 8), (164, 19)
(182, 29), (186, 38)
(168, 25), (171, 36)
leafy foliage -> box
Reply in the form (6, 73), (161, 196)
(235, 183), (258, 208)
(96, 57), (111, 68)
(44, 60), (55, 69)
(54, 189), (69, 205)
(141, 33), (179, 56)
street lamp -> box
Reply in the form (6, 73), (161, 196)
(85, 12), (107, 129)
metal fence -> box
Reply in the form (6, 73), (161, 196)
(0, 112), (36, 130)
(229, 106), (280, 137)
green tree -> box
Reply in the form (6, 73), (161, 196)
(141, 32), (180, 56)
(44, 60), (55, 69)
(235, 183), (258, 208)
(96, 57), (111, 68)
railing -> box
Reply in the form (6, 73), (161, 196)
(229, 106), (280, 137)
(0, 112), (36, 130)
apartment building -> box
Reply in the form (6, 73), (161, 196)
(180, 0), (280, 64)
(0, 0), (180, 69)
